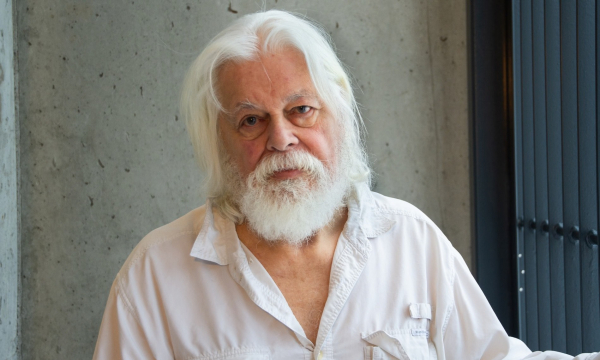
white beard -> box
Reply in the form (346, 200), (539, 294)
(225, 150), (350, 246)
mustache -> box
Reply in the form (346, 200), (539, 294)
(251, 151), (327, 182)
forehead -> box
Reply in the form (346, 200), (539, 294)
(216, 49), (319, 110)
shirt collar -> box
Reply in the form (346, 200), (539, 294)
(189, 201), (234, 265)
(189, 183), (396, 264)
(350, 183), (396, 238)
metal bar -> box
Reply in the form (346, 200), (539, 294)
(522, 0), (539, 350)
(471, 0), (518, 335)
(532, 0), (552, 350)
(597, 0), (600, 352)
(597, 0), (600, 350)
(513, 0), (527, 342)
(560, 0), (583, 354)
(577, 0), (600, 352)
(544, 0), (567, 352)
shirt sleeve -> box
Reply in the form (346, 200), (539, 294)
(442, 251), (599, 360)
(522, 352), (600, 360)
(92, 280), (156, 360)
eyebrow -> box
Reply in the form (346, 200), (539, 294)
(284, 91), (320, 104)
(229, 100), (259, 116)
(226, 91), (322, 119)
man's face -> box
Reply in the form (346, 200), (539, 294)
(216, 48), (339, 182)
(215, 48), (350, 244)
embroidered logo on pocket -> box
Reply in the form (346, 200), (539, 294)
(410, 329), (429, 338)
(187, 347), (270, 360)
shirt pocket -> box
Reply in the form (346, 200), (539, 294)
(362, 330), (431, 360)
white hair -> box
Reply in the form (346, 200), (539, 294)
(180, 10), (371, 223)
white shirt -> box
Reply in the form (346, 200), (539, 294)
(93, 184), (599, 360)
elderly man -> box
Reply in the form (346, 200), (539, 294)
(93, 10), (598, 360)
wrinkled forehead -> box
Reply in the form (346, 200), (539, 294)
(214, 48), (323, 109)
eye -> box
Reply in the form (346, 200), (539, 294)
(237, 115), (267, 139)
(242, 116), (258, 127)
(289, 105), (318, 128)
(296, 105), (312, 114)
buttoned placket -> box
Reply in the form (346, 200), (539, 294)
(311, 197), (372, 360)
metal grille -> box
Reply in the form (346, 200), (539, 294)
(512, 0), (600, 353)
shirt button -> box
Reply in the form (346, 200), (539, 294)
(317, 351), (323, 360)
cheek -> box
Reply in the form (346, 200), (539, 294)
(218, 119), (267, 176)
(307, 126), (339, 162)
(234, 141), (263, 173)
(318, 137), (337, 162)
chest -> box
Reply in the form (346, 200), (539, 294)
(161, 223), (450, 359)
(168, 256), (438, 360)
(269, 262), (332, 343)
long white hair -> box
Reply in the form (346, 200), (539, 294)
(180, 10), (371, 223)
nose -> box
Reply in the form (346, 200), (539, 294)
(266, 116), (299, 152)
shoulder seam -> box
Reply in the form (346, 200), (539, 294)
(122, 230), (196, 275)
(113, 229), (196, 326)
(374, 206), (430, 223)
(115, 275), (143, 326)
(441, 252), (459, 336)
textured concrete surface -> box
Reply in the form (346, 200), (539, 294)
(16, 0), (469, 358)
(1, 0), (20, 358)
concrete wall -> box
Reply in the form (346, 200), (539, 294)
(1, 0), (20, 359)
(12, 0), (469, 358)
